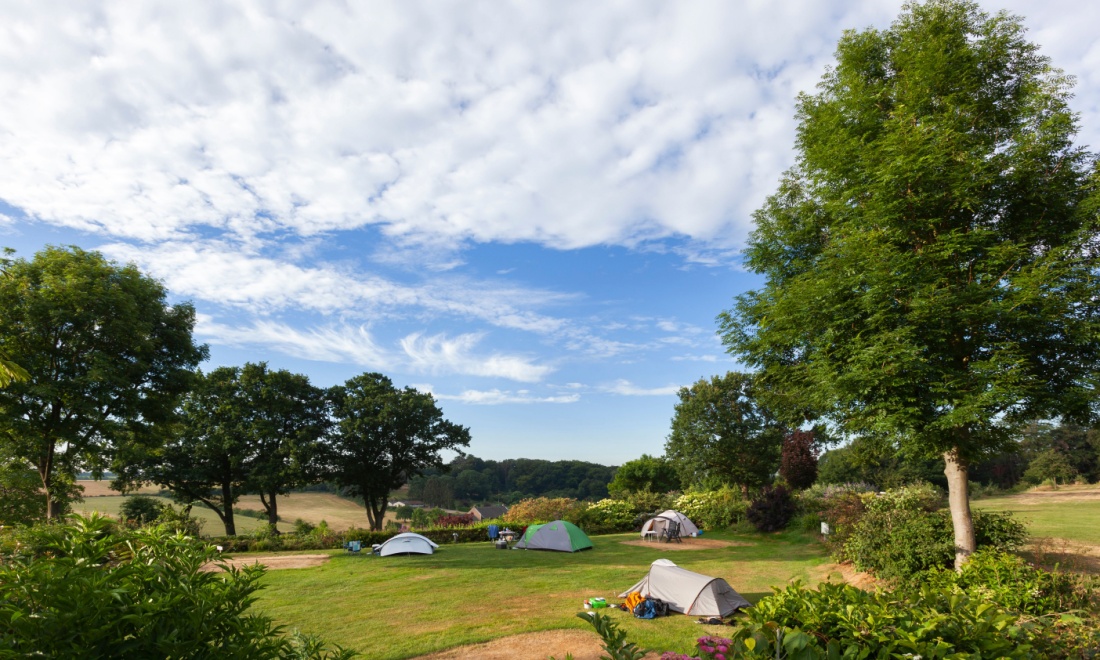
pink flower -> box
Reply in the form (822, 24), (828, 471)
(715, 655), (726, 660)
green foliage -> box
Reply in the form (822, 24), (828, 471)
(574, 611), (647, 660)
(0, 246), (206, 519)
(838, 486), (1028, 580)
(119, 495), (164, 526)
(1023, 449), (1078, 487)
(673, 487), (747, 531)
(607, 454), (680, 497)
(665, 372), (783, 492)
(726, 581), (1035, 659)
(915, 550), (1097, 618)
(327, 373), (470, 530)
(719, 0), (1100, 564)
(0, 514), (353, 658)
(620, 489), (676, 517)
(746, 486), (796, 532)
(574, 499), (636, 534)
(0, 445), (46, 525)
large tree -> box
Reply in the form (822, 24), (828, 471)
(137, 367), (253, 536)
(664, 372), (784, 494)
(0, 246), (206, 518)
(719, 1), (1100, 567)
(328, 373), (470, 530)
(607, 454), (681, 496)
(237, 363), (329, 529)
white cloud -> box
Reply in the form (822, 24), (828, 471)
(430, 388), (580, 405)
(197, 316), (390, 367)
(0, 1), (919, 251)
(196, 316), (553, 382)
(400, 332), (552, 383)
(604, 379), (681, 396)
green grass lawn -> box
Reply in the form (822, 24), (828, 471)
(254, 529), (833, 659)
(76, 495), (294, 535)
(973, 492), (1100, 544)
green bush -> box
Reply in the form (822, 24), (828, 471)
(0, 514), (353, 658)
(839, 489), (1028, 581)
(746, 486), (796, 532)
(673, 487), (747, 530)
(119, 495), (165, 526)
(572, 499), (635, 534)
(724, 581), (1036, 659)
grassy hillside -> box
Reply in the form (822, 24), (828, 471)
(256, 530), (834, 659)
(973, 485), (1100, 544)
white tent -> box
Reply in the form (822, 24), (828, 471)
(374, 532), (439, 557)
(618, 559), (751, 617)
(639, 510), (700, 539)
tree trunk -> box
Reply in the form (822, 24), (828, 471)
(263, 490), (281, 533)
(221, 481), (236, 536)
(364, 493), (387, 531)
(943, 448), (976, 570)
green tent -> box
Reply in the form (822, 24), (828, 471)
(514, 520), (593, 552)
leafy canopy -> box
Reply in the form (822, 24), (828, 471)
(664, 372), (783, 492)
(328, 373), (470, 530)
(719, 0), (1100, 461)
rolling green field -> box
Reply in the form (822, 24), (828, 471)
(75, 495), (295, 535)
(973, 488), (1100, 544)
(254, 530), (834, 659)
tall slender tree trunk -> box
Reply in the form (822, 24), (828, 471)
(943, 447), (976, 570)
(261, 490), (281, 532)
(221, 481), (236, 536)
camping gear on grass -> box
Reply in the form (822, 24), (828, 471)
(633, 596), (670, 619)
(513, 520), (593, 552)
(374, 532), (439, 557)
(639, 510), (700, 539)
(618, 559), (750, 617)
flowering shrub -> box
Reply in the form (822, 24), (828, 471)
(503, 497), (586, 524)
(660, 636), (733, 660)
(674, 487), (747, 531)
(573, 499), (635, 534)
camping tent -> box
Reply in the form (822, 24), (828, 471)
(618, 559), (750, 617)
(374, 532), (439, 557)
(640, 510), (700, 539)
(513, 520), (593, 552)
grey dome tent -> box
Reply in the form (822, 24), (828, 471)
(639, 510), (700, 539)
(513, 520), (593, 552)
(373, 532), (438, 557)
(618, 559), (750, 617)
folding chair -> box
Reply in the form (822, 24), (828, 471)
(662, 521), (682, 544)
(345, 540), (362, 553)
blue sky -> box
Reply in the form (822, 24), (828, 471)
(2, 1), (1097, 465)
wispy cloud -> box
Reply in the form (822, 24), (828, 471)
(604, 379), (681, 396)
(400, 332), (552, 383)
(428, 388), (580, 405)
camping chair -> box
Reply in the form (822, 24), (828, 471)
(345, 540), (362, 553)
(488, 524), (500, 542)
(662, 521), (682, 544)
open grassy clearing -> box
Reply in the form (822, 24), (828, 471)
(973, 485), (1100, 545)
(254, 529), (835, 659)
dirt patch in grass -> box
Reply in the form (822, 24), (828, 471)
(1000, 485), (1100, 506)
(619, 538), (749, 550)
(1026, 537), (1100, 574)
(409, 629), (662, 660)
(808, 562), (881, 590)
(201, 554), (332, 572)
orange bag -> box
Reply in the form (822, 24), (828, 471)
(624, 591), (645, 611)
